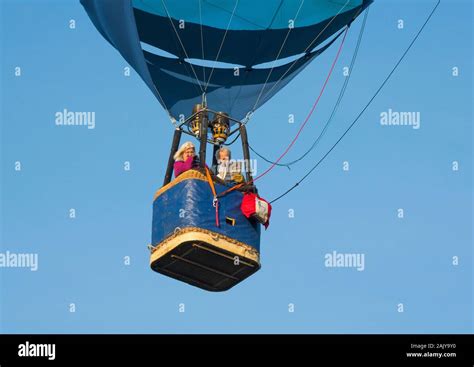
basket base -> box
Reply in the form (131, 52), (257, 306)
(150, 230), (261, 292)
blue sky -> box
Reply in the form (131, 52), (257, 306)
(0, 0), (472, 333)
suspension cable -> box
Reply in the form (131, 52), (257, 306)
(252, 27), (349, 183)
(250, 0), (306, 112)
(228, 0), (286, 114)
(204, 0), (240, 91)
(270, 0), (441, 204)
(250, 7), (370, 168)
(198, 0), (206, 83)
(250, 0), (353, 116)
(160, 0), (205, 92)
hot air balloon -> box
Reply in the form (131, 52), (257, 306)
(81, 0), (372, 291)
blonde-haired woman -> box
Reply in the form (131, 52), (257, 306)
(173, 141), (199, 177)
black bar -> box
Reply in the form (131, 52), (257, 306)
(240, 124), (252, 182)
(163, 128), (182, 186)
(199, 114), (209, 168)
(170, 255), (239, 280)
(1, 335), (472, 364)
(192, 243), (255, 267)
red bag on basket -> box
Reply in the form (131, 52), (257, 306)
(241, 192), (272, 229)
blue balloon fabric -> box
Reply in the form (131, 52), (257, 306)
(81, 0), (372, 121)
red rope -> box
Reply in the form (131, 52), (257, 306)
(253, 27), (349, 183)
(214, 200), (220, 227)
(216, 27), (350, 200)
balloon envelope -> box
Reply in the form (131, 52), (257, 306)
(81, 0), (372, 121)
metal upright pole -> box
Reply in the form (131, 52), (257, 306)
(240, 124), (252, 182)
(199, 114), (209, 168)
(163, 128), (182, 186)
